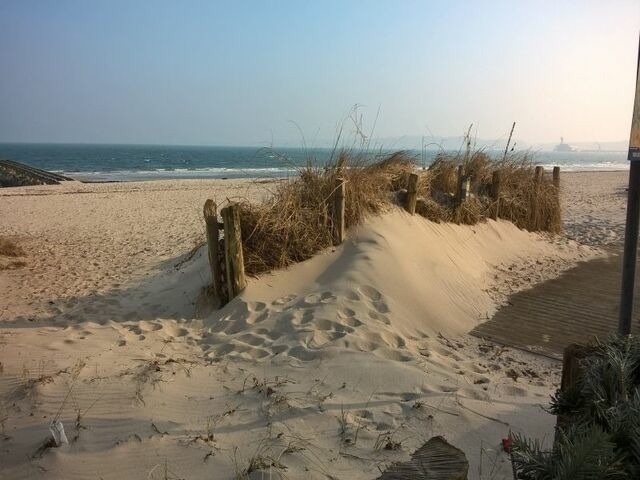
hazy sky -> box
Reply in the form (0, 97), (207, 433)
(0, 1), (638, 147)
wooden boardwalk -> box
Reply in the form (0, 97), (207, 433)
(471, 250), (640, 359)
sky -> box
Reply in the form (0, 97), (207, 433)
(0, 0), (638, 148)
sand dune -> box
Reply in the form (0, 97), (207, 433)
(0, 174), (615, 479)
(203, 211), (594, 365)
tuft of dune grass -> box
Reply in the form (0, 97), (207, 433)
(228, 148), (561, 276)
(238, 151), (417, 275)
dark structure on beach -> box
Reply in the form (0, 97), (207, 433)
(0, 159), (73, 187)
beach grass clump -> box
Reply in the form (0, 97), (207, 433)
(223, 147), (561, 276)
(237, 151), (417, 275)
(424, 150), (562, 233)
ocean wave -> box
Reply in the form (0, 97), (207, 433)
(67, 166), (299, 181)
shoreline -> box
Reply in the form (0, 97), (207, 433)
(0, 167), (631, 188)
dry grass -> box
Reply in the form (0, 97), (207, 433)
(237, 151), (417, 275)
(424, 150), (561, 231)
(216, 148), (560, 277)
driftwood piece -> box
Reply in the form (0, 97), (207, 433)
(221, 203), (247, 301)
(378, 436), (468, 479)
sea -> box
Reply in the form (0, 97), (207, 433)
(0, 143), (630, 182)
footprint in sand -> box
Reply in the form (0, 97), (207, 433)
(246, 310), (269, 325)
(300, 293), (321, 306)
(342, 317), (362, 328)
(308, 330), (345, 348)
(236, 333), (267, 347)
(271, 294), (296, 307)
(345, 290), (361, 302)
(163, 324), (189, 337)
(372, 300), (390, 314)
(337, 306), (356, 318)
(139, 321), (163, 332)
(287, 345), (321, 361)
(320, 291), (336, 302)
(368, 309), (391, 325)
(246, 301), (267, 312)
(358, 285), (382, 302)
(501, 385), (529, 397)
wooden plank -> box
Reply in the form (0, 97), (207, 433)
(472, 252), (639, 358)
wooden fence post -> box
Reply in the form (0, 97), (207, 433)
(203, 199), (223, 302)
(553, 166), (561, 190)
(456, 165), (470, 203)
(405, 173), (419, 214)
(332, 176), (346, 245)
(490, 170), (501, 220)
(531, 166), (544, 229)
(556, 343), (592, 440)
(534, 166), (544, 184)
(221, 203), (247, 300)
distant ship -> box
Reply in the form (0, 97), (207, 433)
(554, 137), (574, 152)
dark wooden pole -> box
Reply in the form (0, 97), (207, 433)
(619, 162), (640, 334)
(619, 34), (640, 335)
(534, 166), (544, 184)
(552, 166), (561, 190)
(221, 203), (247, 300)
(405, 173), (419, 214)
(532, 166), (544, 230)
(203, 199), (223, 302)
(332, 176), (346, 245)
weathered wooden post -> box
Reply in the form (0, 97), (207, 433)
(555, 343), (592, 440)
(405, 173), (419, 214)
(455, 165), (470, 203)
(203, 199), (223, 302)
(221, 203), (247, 300)
(534, 165), (544, 184)
(553, 166), (561, 189)
(461, 177), (470, 202)
(456, 165), (464, 200)
(531, 166), (544, 229)
(490, 170), (501, 220)
(332, 176), (346, 245)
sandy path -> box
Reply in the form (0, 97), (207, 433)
(561, 171), (628, 246)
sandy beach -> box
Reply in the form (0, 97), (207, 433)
(0, 171), (627, 479)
